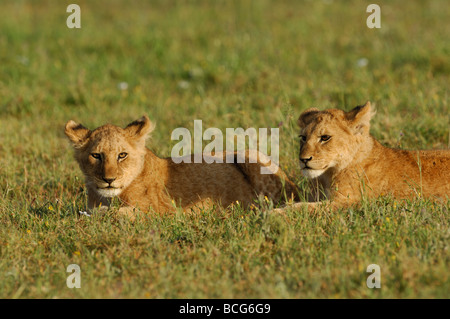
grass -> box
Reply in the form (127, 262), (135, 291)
(0, 0), (449, 298)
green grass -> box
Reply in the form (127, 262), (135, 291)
(0, 0), (449, 298)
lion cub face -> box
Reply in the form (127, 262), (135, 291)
(65, 116), (154, 198)
(297, 102), (375, 179)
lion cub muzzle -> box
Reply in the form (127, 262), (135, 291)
(102, 177), (116, 185)
(299, 156), (313, 168)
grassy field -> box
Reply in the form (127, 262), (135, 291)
(0, 0), (449, 298)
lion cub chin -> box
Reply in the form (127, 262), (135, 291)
(277, 101), (450, 212)
(65, 116), (298, 217)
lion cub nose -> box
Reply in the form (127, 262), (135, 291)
(300, 156), (312, 164)
(102, 177), (116, 185)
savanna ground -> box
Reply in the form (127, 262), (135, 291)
(0, 0), (449, 299)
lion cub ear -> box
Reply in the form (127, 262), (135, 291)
(124, 115), (155, 141)
(346, 101), (376, 135)
(298, 108), (320, 128)
(65, 120), (92, 148)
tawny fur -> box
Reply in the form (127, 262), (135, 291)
(65, 116), (298, 217)
(277, 101), (450, 212)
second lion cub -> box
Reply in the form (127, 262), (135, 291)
(277, 101), (449, 212)
(65, 116), (298, 217)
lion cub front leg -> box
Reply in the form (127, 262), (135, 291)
(87, 194), (137, 220)
(92, 207), (138, 221)
(271, 201), (327, 214)
(90, 205), (139, 221)
(116, 206), (139, 220)
(271, 195), (357, 214)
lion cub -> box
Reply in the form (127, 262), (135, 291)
(65, 116), (298, 216)
(278, 101), (449, 212)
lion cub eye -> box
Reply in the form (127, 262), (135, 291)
(118, 152), (128, 160)
(299, 135), (307, 142)
(320, 135), (331, 142)
(91, 153), (101, 160)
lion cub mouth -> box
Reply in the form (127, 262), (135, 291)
(302, 168), (326, 179)
(96, 186), (123, 197)
(300, 163), (328, 179)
